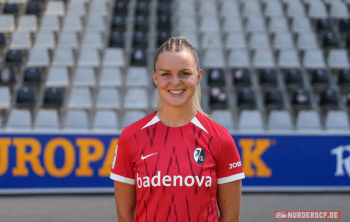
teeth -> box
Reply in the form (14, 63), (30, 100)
(169, 90), (184, 94)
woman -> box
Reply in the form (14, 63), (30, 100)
(110, 37), (245, 222)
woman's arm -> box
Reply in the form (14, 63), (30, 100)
(114, 181), (137, 222)
(217, 180), (242, 222)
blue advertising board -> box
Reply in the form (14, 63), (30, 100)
(0, 132), (349, 193)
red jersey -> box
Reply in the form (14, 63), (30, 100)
(110, 111), (244, 222)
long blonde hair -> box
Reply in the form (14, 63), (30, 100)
(153, 37), (209, 117)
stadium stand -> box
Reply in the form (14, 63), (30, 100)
(0, 0), (349, 132)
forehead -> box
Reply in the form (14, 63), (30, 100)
(155, 49), (197, 71)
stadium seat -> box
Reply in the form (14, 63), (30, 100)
(64, 110), (89, 130)
(82, 32), (103, 49)
(303, 50), (326, 69)
(111, 15), (126, 31)
(253, 49), (275, 68)
(62, 16), (83, 33)
(176, 2), (196, 16)
(6, 109), (31, 130)
(311, 69), (330, 88)
(233, 69), (251, 87)
(158, 2), (171, 16)
(228, 50), (250, 68)
(27, 48), (49, 67)
(0, 86), (10, 109)
(246, 16), (266, 32)
(203, 49), (226, 68)
(34, 32), (55, 49)
(16, 87), (35, 108)
(273, 32), (294, 49)
(325, 111), (350, 130)
(78, 49), (100, 67)
(52, 49), (75, 67)
(338, 69), (350, 88)
(72, 68), (95, 87)
(67, 88), (92, 109)
(57, 32), (79, 49)
(296, 32), (319, 50)
(96, 88), (120, 109)
(23, 67), (41, 86)
(291, 89), (311, 109)
(177, 17), (197, 31)
(86, 17), (106, 32)
(158, 15), (171, 31)
(103, 48), (125, 67)
(34, 109), (59, 130)
(125, 67), (148, 87)
(319, 89), (339, 109)
(131, 48), (147, 66)
(222, 16), (243, 32)
(124, 88), (149, 109)
(267, 111), (293, 131)
(198, 1), (217, 16)
(278, 49), (300, 68)
(296, 110), (321, 130)
(46, 67), (69, 88)
(151, 88), (159, 109)
(0, 67), (16, 86)
(157, 31), (171, 47)
(89, 1), (108, 17)
(122, 111), (146, 128)
(322, 32), (339, 48)
(264, 89), (284, 109)
(220, 1), (239, 17)
(225, 33), (246, 49)
(17, 15), (37, 33)
(0, 15), (15, 33)
(268, 17), (289, 33)
(264, 0), (283, 17)
(208, 69), (225, 87)
(211, 110), (234, 130)
(133, 31), (148, 48)
(134, 15), (149, 31)
(285, 69), (304, 89)
(109, 31), (125, 48)
(0, 33), (5, 49)
(339, 19), (350, 33)
(316, 19), (333, 32)
(286, 1), (305, 17)
(45, 1), (65, 17)
(5, 49), (23, 64)
(249, 33), (270, 49)
(93, 110), (119, 130)
(67, 2), (86, 16)
(43, 88), (63, 108)
(260, 69), (278, 88)
(237, 88), (256, 109)
(99, 68), (123, 87)
(329, 1), (349, 19)
(3, 3), (18, 15)
(199, 17), (220, 33)
(238, 110), (263, 131)
(209, 87), (228, 109)
(292, 17), (312, 33)
(242, 1), (261, 17)
(178, 31), (199, 48)
(327, 49), (349, 69)
(308, 1), (327, 19)
(114, 1), (128, 15)
(201, 33), (223, 49)
(40, 16), (60, 32)
(9, 32), (31, 50)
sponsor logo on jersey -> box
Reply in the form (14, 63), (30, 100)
(229, 161), (241, 169)
(193, 148), (206, 164)
(141, 152), (158, 160)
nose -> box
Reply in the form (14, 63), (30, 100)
(171, 74), (181, 86)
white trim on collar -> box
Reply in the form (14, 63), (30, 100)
(141, 115), (160, 129)
(191, 116), (209, 134)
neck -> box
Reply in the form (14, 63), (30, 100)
(156, 104), (198, 127)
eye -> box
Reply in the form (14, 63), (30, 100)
(162, 73), (170, 76)
(181, 72), (190, 76)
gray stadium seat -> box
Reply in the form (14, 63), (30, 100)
(99, 68), (123, 87)
(85, 17), (106, 32)
(286, 1), (305, 17)
(177, 17), (197, 31)
(178, 32), (199, 48)
(151, 88), (159, 109)
(228, 49), (250, 68)
(89, 2), (108, 17)
(17, 15), (37, 33)
(34, 32), (55, 49)
(96, 88), (120, 109)
(303, 50), (326, 69)
(62, 16), (83, 33)
(296, 32), (319, 50)
(202, 49), (226, 68)
(330, 2), (349, 19)
(325, 110), (350, 130)
(102, 48), (125, 67)
(252, 49), (275, 68)
(220, 1), (239, 17)
(64, 110), (89, 130)
(327, 49), (349, 69)
(122, 111), (146, 127)
(249, 33), (270, 49)
(0, 15), (15, 33)
(176, 2), (196, 16)
(82, 32), (103, 49)
(125, 67), (149, 87)
(268, 17), (289, 33)
(264, 0), (283, 17)
(198, 1), (217, 16)
(40, 16), (60, 32)
(10, 32), (31, 50)
(211, 110), (234, 131)
(67, 88), (92, 109)
(267, 111), (293, 131)
(238, 110), (263, 131)
(34, 109), (59, 130)
(225, 33), (246, 49)
(0, 87), (10, 110)
(46, 67), (69, 88)
(201, 33), (223, 49)
(246, 16), (266, 32)
(67, 2), (86, 16)
(45, 1), (65, 16)
(278, 49), (300, 68)
(242, 1), (262, 17)
(222, 16), (243, 32)
(93, 110), (118, 130)
(27, 48), (50, 67)
(124, 88), (149, 109)
(273, 32), (294, 49)
(292, 17), (313, 33)
(296, 110), (321, 130)
(72, 67), (96, 87)
(199, 17), (220, 33)
(308, 1), (328, 19)
(78, 49), (100, 67)
(6, 109), (31, 130)
(52, 49), (75, 67)
(57, 32), (79, 49)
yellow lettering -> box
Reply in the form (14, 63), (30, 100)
(75, 138), (104, 176)
(44, 138), (76, 177)
(0, 138), (11, 176)
(98, 138), (119, 177)
(239, 139), (272, 177)
(12, 138), (45, 176)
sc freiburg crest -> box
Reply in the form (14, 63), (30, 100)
(193, 148), (206, 164)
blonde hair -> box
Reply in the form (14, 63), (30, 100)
(153, 37), (209, 117)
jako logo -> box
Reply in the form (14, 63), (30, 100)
(229, 161), (242, 169)
(330, 145), (350, 177)
(136, 171), (212, 188)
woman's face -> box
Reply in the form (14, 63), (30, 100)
(152, 49), (203, 109)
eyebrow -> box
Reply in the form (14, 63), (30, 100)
(159, 68), (191, 72)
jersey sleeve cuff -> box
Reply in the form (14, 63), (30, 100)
(217, 172), (245, 184)
(110, 172), (135, 185)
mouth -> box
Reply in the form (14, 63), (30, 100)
(168, 89), (185, 95)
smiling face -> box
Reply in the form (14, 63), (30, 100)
(152, 49), (203, 110)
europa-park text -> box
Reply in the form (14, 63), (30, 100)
(0, 137), (273, 178)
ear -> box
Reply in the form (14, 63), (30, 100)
(152, 71), (157, 86)
(197, 69), (203, 85)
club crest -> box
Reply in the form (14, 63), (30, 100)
(193, 148), (206, 164)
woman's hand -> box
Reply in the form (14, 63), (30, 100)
(217, 180), (242, 222)
(114, 181), (136, 222)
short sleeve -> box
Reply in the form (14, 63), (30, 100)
(216, 131), (245, 184)
(110, 131), (135, 185)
